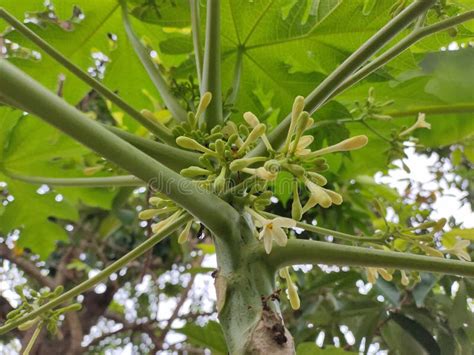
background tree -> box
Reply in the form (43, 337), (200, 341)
(0, 0), (473, 354)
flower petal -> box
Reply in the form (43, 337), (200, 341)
(272, 227), (288, 247)
(273, 217), (296, 229)
(264, 233), (273, 254)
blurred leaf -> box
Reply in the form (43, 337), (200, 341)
(176, 321), (228, 354)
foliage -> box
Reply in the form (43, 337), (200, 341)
(0, 0), (473, 354)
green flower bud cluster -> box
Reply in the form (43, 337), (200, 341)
(351, 87), (394, 121)
(5, 285), (82, 335)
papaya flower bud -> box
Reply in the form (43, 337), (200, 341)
(176, 136), (216, 155)
(399, 113), (431, 136)
(283, 163), (305, 177)
(283, 95), (305, 152)
(195, 92), (212, 120)
(229, 157), (267, 172)
(289, 112), (310, 155)
(289, 135), (313, 157)
(280, 267), (300, 310)
(180, 166), (213, 178)
(237, 123), (266, 154)
(309, 135), (368, 157)
(178, 220), (193, 244)
(213, 167), (227, 193)
(306, 171), (327, 186)
(141, 109), (173, 134)
(18, 317), (39, 331)
(243, 111), (260, 128)
(291, 181), (303, 221)
(139, 209), (161, 220)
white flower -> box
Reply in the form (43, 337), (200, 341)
(400, 112), (431, 136)
(445, 239), (471, 261)
(303, 179), (332, 210)
(366, 267), (393, 284)
(254, 216), (296, 254)
(289, 135), (313, 156)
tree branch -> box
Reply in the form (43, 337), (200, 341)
(263, 239), (474, 277)
(330, 10), (474, 100)
(200, 0), (223, 129)
(0, 214), (191, 334)
(0, 245), (55, 289)
(0, 60), (240, 239)
(105, 126), (201, 171)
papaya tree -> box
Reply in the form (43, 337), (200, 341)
(0, 0), (474, 353)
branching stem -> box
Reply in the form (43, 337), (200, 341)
(0, 7), (175, 142)
(0, 214), (192, 335)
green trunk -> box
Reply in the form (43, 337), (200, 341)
(214, 213), (295, 354)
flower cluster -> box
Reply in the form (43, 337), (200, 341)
(159, 94), (369, 254)
(5, 285), (81, 336)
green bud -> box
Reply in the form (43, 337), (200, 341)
(6, 309), (22, 320)
(243, 112), (260, 128)
(211, 125), (222, 134)
(199, 155), (215, 171)
(176, 136), (215, 154)
(187, 112), (197, 128)
(229, 157), (266, 172)
(18, 318), (39, 331)
(196, 92), (212, 119)
(291, 182), (303, 221)
(172, 126), (186, 136)
(213, 167), (227, 193)
(289, 112), (310, 155)
(178, 220), (193, 244)
(139, 209), (163, 220)
(57, 303), (82, 314)
(284, 163), (305, 177)
(306, 172), (327, 186)
(238, 124), (266, 153)
(239, 124), (250, 137)
(215, 139), (226, 157)
(207, 132), (224, 141)
(53, 285), (64, 297)
(180, 166), (213, 178)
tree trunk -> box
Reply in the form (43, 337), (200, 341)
(214, 213), (295, 354)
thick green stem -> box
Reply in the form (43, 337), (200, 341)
(200, 0), (223, 129)
(0, 59), (239, 239)
(247, 0), (436, 157)
(330, 10), (474, 100)
(0, 7), (174, 142)
(0, 214), (191, 335)
(264, 239), (474, 277)
(105, 126), (200, 171)
(119, 0), (187, 122)
(215, 214), (295, 354)
(190, 0), (203, 86)
(3, 171), (144, 187)
(227, 48), (243, 110)
(261, 212), (384, 243)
